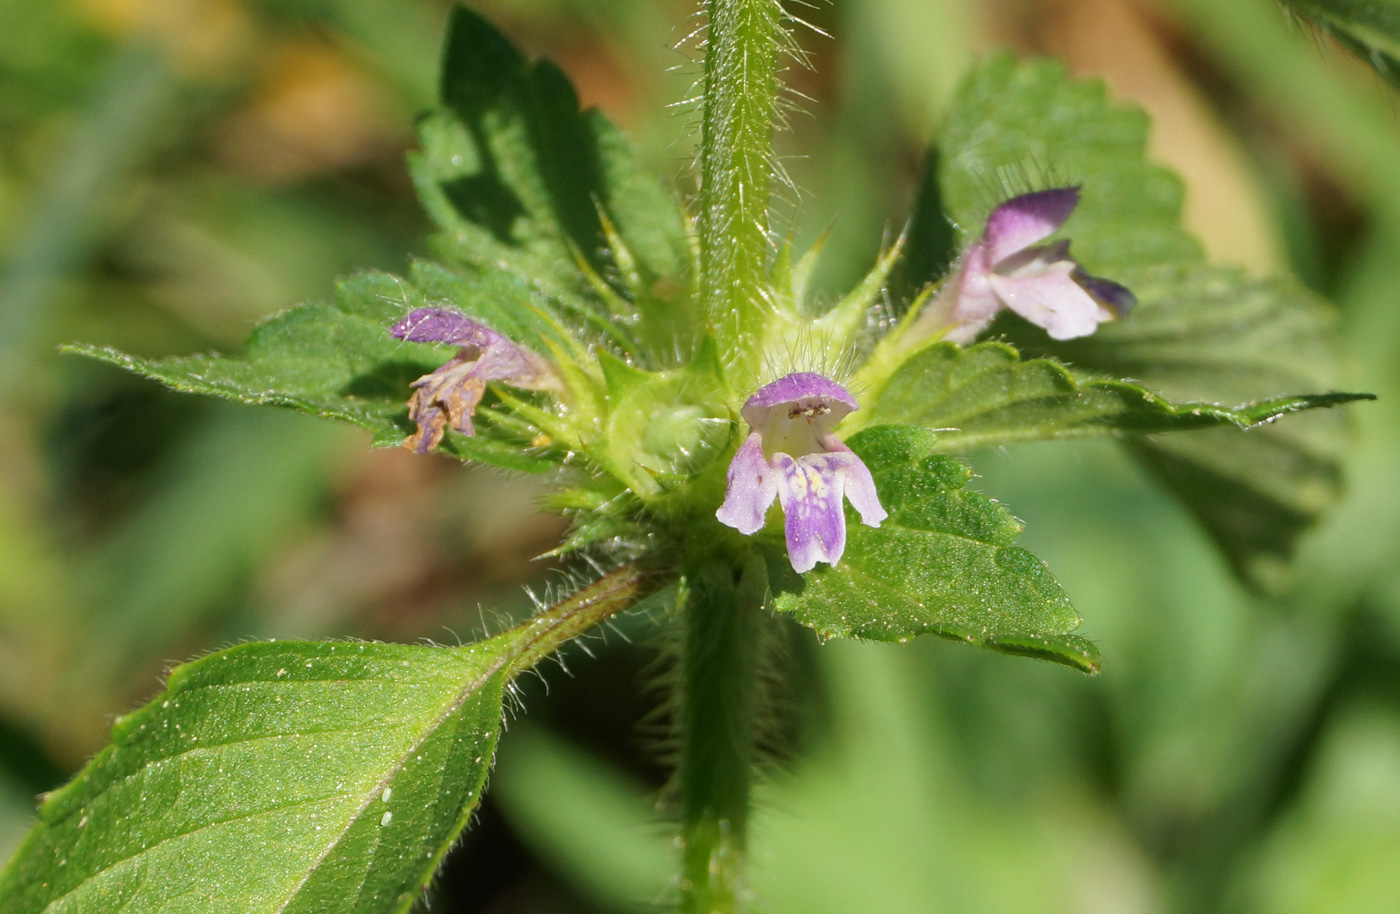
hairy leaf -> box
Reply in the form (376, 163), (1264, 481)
(852, 338), (1360, 452)
(414, 7), (690, 353)
(0, 568), (657, 914)
(771, 426), (1100, 673)
(2, 640), (506, 914)
(64, 270), (564, 473)
(65, 10), (695, 465)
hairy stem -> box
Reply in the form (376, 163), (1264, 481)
(677, 555), (768, 914)
(698, 0), (784, 375)
(503, 565), (662, 676)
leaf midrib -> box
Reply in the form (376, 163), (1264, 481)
(269, 655), (505, 914)
(33, 653), (504, 914)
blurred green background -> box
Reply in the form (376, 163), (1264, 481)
(2, 0), (1398, 912)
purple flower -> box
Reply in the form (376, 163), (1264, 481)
(716, 372), (888, 573)
(940, 187), (1135, 343)
(390, 307), (560, 454)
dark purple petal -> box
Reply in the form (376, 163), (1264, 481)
(716, 432), (778, 535)
(774, 452), (850, 573)
(983, 187), (1080, 267)
(390, 308), (501, 348)
(743, 372), (858, 412)
(1073, 271), (1136, 318)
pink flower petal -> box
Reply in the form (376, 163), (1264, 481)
(716, 432), (778, 536)
(987, 262), (1116, 341)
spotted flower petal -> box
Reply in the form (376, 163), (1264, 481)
(716, 372), (887, 572)
(389, 307), (560, 453)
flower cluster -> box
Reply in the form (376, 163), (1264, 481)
(390, 187), (1132, 574)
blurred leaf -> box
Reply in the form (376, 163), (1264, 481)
(1237, 704), (1400, 913)
(1282, 0), (1400, 89)
(0, 43), (175, 393)
(886, 149), (957, 311)
(68, 406), (348, 705)
(0, 566), (658, 913)
(493, 724), (669, 914)
(771, 426), (1100, 672)
(854, 338), (1363, 451)
(1002, 264), (1368, 588)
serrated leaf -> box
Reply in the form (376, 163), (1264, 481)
(6, 640), (506, 914)
(771, 426), (1100, 673)
(999, 264), (1372, 588)
(0, 567), (658, 914)
(938, 55), (1202, 280)
(64, 304), (426, 437)
(412, 8), (690, 353)
(66, 12), (695, 470)
(852, 338), (1364, 452)
(1282, 0), (1400, 89)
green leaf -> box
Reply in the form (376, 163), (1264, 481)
(413, 7), (690, 353)
(64, 11), (696, 467)
(1000, 264), (1373, 588)
(3, 640), (506, 914)
(65, 304), (421, 438)
(0, 567), (659, 914)
(1281, 0), (1400, 89)
(852, 338), (1362, 452)
(771, 426), (1100, 673)
(935, 55), (1374, 588)
(887, 149), (957, 312)
(64, 269), (563, 474)
(596, 337), (732, 495)
(938, 55), (1202, 281)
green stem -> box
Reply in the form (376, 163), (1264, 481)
(699, 0), (783, 374)
(677, 555), (768, 914)
(503, 564), (662, 676)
